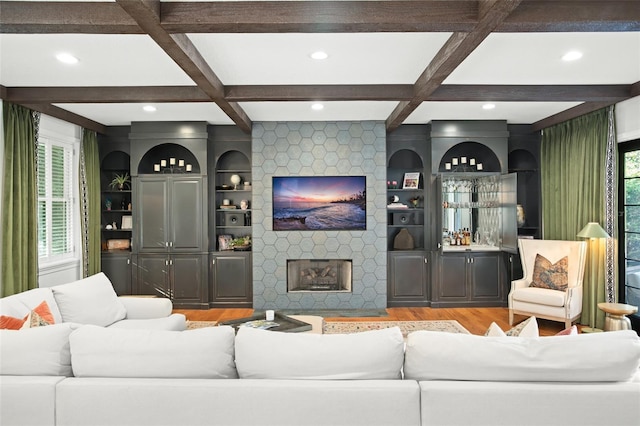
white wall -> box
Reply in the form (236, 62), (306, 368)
(616, 96), (640, 143)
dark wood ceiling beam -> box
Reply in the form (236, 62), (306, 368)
(386, 0), (523, 130)
(531, 101), (616, 132)
(20, 103), (107, 134)
(4, 86), (210, 103)
(3, 1), (639, 34)
(115, 0), (252, 133)
(224, 85), (415, 102)
(160, 1), (476, 33)
(0, 1), (142, 34)
(429, 85), (632, 102)
(4, 84), (633, 104)
(500, 0), (640, 32)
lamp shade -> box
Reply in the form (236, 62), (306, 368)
(577, 222), (610, 239)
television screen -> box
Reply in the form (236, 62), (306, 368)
(273, 176), (366, 231)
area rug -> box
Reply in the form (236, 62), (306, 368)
(186, 321), (218, 330)
(323, 320), (470, 337)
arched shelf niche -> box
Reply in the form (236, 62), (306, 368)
(438, 141), (500, 173)
(508, 149), (538, 171)
(216, 150), (250, 171)
(388, 148), (424, 170)
(137, 143), (201, 175)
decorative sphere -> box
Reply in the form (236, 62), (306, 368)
(230, 174), (241, 187)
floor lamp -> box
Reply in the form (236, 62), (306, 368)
(577, 222), (610, 333)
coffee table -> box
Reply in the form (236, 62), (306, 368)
(220, 312), (314, 333)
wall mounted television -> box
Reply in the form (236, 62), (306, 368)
(273, 176), (366, 231)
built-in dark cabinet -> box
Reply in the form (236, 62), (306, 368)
(101, 252), (132, 296)
(387, 251), (429, 306)
(208, 127), (253, 307)
(209, 252), (252, 307)
(135, 253), (207, 308)
(434, 251), (504, 306)
(135, 176), (206, 253)
(98, 127), (133, 294)
(508, 124), (542, 239)
(386, 125), (431, 306)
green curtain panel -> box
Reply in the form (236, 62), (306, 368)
(1, 102), (38, 297)
(541, 107), (609, 329)
(80, 129), (101, 276)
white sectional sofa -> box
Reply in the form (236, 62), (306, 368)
(0, 272), (186, 331)
(1, 315), (640, 426)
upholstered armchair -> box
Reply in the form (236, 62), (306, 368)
(509, 239), (587, 328)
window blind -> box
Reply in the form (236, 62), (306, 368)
(37, 140), (74, 261)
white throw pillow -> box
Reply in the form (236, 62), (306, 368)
(484, 316), (539, 337)
(404, 330), (640, 382)
(235, 326), (405, 380)
(52, 273), (126, 326)
(70, 325), (237, 379)
(0, 323), (77, 376)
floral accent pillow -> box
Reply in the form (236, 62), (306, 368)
(530, 254), (569, 291)
(0, 300), (55, 330)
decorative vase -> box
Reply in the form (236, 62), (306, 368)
(230, 174), (241, 189)
(516, 204), (526, 227)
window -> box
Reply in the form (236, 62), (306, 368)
(618, 139), (640, 328)
(37, 138), (75, 263)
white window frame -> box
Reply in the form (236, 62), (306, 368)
(37, 117), (81, 270)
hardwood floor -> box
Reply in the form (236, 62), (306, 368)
(174, 307), (569, 336)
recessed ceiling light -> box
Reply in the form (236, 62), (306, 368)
(56, 53), (78, 65)
(311, 103), (324, 111)
(143, 105), (157, 112)
(482, 103), (496, 110)
(562, 50), (583, 61)
(310, 51), (328, 60)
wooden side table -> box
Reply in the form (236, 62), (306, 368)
(598, 302), (638, 331)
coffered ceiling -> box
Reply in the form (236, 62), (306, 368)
(1, 0), (639, 135)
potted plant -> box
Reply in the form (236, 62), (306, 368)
(109, 173), (130, 190)
(230, 236), (251, 250)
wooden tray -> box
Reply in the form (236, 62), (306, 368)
(220, 312), (311, 333)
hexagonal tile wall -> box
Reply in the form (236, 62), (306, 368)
(252, 121), (387, 310)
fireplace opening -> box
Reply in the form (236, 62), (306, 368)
(287, 259), (352, 292)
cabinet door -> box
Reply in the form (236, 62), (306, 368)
(470, 253), (501, 299)
(171, 254), (207, 307)
(101, 253), (131, 295)
(136, 178), (169, 252)
(210, 253), (252, 305)
(135, 255), (170, 297)
(438, 254), (468, 299)
(388, 252), (428, 303)
(170, 178), (205, 252)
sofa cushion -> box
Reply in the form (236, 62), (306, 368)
(235, 326), (405, 380)
(69, 325), (237, 379)
(404, 330), (640, 382)
(0, 323), (77, 376)
(530, 253), (569, 291)
(52, 272), (126, 326)
(512, 286), (566, 307)
(0, 287), (63, 324)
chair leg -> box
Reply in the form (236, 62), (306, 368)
(565, 319), (572, 329)
(509, 310), (514, 326)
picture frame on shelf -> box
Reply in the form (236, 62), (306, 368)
(218, 234), (233, 251)
(402, 172), (420, 189)
(121, 216), (132, 230)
